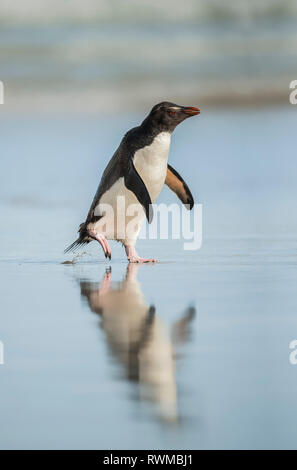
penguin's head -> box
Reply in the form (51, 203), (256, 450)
(143, 101), (200, 132)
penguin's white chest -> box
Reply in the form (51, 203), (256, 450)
(133, 131), (171, 201)
(94, 132), (171, 245)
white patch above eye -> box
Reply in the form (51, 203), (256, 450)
(169, 107), (180, 110)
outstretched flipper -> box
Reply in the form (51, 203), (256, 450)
(165, 164), (194, 209)
(124, 158), (153, 223)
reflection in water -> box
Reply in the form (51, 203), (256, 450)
(79, 264), (195, 424)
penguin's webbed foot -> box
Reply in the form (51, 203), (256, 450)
(125, 245), (157, 264)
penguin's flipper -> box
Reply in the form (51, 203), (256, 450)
(124, 159), (153, 223)
(165, 164), (194, 209)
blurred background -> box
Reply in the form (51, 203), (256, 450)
(1, 0), (297, 451)
(1, 0), (297, 111)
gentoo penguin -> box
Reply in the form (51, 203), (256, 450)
(65, 102), (200, 262)
(79, 264), (196, 422)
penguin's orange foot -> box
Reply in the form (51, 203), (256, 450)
(125, 245), (157, 263)
(88, 229), (111, 260)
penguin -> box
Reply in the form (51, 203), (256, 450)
(65, 101), (200, 262)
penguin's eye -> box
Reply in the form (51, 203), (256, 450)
(169, 110), (175, 116)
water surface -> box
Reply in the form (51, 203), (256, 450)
(0, 108), (297, 449)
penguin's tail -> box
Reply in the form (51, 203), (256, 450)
(64, 238), (88, 254)
(64, 223), (91, 254)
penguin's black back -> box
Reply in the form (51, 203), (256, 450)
(84, 123), (162, 225)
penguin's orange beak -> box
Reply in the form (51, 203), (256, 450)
(183, 106), (200, 116)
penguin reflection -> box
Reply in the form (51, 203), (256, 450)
(80, 264), (195, 423)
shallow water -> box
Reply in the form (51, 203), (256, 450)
(1, 108), (297, 449)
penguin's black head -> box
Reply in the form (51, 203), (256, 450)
(143, 101), (200, 132)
